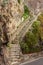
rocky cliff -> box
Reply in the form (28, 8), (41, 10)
(0, 0), (24, 43)
(0, 0), (24, 65)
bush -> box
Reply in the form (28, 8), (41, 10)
(24, 5), (30, 14)
(20, 42), (41, 54)
(18, 0), (20, 4)
(38, 13), (43, 40)
(22, 5), (30, 20)
(20, 21), (42, 54)
(20, 42), (29, 54)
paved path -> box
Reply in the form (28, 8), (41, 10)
(21, 58), (43, 65)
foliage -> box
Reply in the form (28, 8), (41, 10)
(18, 0), (20, 4)
(38, 14), (43, 22)
(20, 21), (41, 54)
(32, 21), (40, 35)
(2, 0), (8, 7)
(24, 5), (30, 14)
(38, 13), (43, 40)
(3, 0), (8, 4)
(22, 5), (30, 20)
(25, 31), (38, 46)
(20, 42), (29, 54)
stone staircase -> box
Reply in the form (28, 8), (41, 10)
(9, 43), (22, 65)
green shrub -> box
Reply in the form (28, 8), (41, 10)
(20, 42), (29, 54)
(24, 5), (30, 14)
(20, 42), (41, 54)
(22, 5), (30, 20)
(20, 21), (41, 54)
(18, 0), (20, 4)
(25, 31), (38, 46)
(32, 21), (40, 34)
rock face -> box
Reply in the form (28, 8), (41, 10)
(0, 0), (43, 65)
(0, 0), (24, 65)
(0, 45), (10, 65)
(25, 0), (43, 13)
(0, 0), (24, 42)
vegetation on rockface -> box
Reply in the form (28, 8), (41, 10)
(22, 5), (30, 21)
(18, 0), (21, 4)
(20, 20), (42, 54)
(32, 21), (40, 34)
(3, 0), (8, 4)
(38, 13), (43, 40)
(1, 0), (8, 7)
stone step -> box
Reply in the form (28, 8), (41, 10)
(10, 49), (20, 52)
(10, 54), (20, 56)
(10, 47), (20, 50)
(10, 46), (20, 48)
(10, 56), (20, 59)
(9, 43), (21, 65)
(10, 54), (20, 57)
(9, 55), (20, 58)
(10, 58), (19, 62)
(10, 51), (20, 54)
(10, 44), (20, 48)
(11, 50), (19, 52)
(11, 61), (19, 65)
(10, 47), (20, 49)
